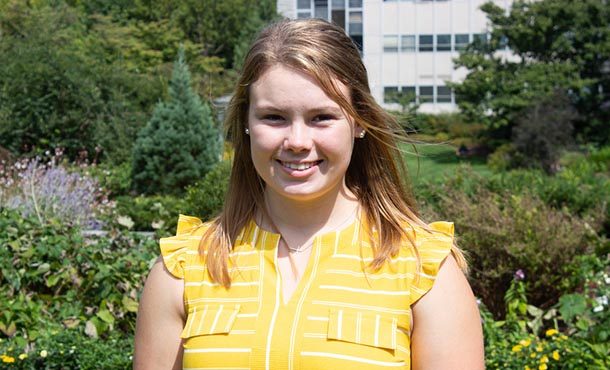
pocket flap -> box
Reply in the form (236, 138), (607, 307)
(327, 309), (398, 350)
(180, 304), (240, 339)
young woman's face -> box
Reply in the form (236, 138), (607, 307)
(247, 65), (361, 204)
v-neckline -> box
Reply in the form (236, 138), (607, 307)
(249, 218), (360, 307)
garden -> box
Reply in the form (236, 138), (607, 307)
(1, 0), (609, 369)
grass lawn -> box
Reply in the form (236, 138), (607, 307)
(402, 142), (492, 185)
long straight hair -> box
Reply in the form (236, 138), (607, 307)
(200, 18), (466, 287)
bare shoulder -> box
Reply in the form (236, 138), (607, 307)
(134, 256), (186, 370)
(411, 255), (485, 370)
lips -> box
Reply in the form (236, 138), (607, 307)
(278, 160), (322, 170)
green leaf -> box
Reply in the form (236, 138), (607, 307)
(36, 263), (50, 274)
(85, 319), (98, 338)
(122, 296), (139, 313)
(558, 293), (588, 322)
(97, 309), (115, 324)
(46, 273), (61, 288)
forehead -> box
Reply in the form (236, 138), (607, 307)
(249, 65), (350, 107)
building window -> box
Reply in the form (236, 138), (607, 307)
(384, 86), (399, 103)
(437, 86), (452, 103)
(454, 34), (469, 51)
(314, 0), (328, 18)
(401, 35), (416, 52)
(419, 86), (434, 103)
(473, 33), (488, 46)
(297, 0), (310, 9)
(331, 0), (345, 29)
(349, 0), (362, 6)
(348, 11), (363, 35)
(383, 35), (399, 52)
(401, 86), (417, 103)
(419, 35), (433, 52)
(436, 34), (451, 51)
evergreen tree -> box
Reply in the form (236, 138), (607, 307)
(132, 46), (221, 195)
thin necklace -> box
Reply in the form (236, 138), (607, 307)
(275, 205), (360, 254)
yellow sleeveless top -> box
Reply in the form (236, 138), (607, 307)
(160, 215), (453, 370)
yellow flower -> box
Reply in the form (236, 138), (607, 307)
(18, 353), (27, 360)
(512, 344), (523, 352)
(520, 339), (532, 347)
(525, 366), (531, 370)
(1, 355), (15, 363)
(536, 345), (543, 352)
(530, 353), (537, 358)
(540, 355), (549, 363)
(539, 364), (547, 370)
(545, 329), (558, 337)
(552, 350), (560, 360)
(40, 350), (48, 358)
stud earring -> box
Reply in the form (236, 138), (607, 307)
(244, 127), (250, 135)
(359, 130), (366, 139)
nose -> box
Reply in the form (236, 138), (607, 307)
(283, 121), (312, 152)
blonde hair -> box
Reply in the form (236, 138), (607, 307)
(201, 18), (466, 287)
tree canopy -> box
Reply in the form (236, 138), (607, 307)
(452, 0), (610, 146)
(0, 0), (277, 163)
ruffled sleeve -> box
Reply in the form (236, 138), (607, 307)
(409, 221), (454, 305)
(159, 214), (205, 279)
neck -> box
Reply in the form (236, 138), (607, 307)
(261, 185), (360, 246)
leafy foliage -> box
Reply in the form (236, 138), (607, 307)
(510, 90), (579, 173)
(0, 0), (279, 164)
(419, 158), (609, 318)
(0, 1), (160, 163)
(183, 159), (232, 220)
(0, 208), (157, 367)
(484, 249), (610, 369)
(452, 0), (610, 146)
(132, 47), (221, 195)
(0, 327), (133, 369)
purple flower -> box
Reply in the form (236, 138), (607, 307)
(514, 269), (525, 281)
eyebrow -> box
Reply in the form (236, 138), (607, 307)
(251, 104), (345, 115)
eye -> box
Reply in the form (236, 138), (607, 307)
(262, 114), (284, 122)
(312, 114), (335, 123)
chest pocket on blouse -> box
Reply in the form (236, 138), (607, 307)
(327, 309), (398, 350)
(180, 304), (240, 339)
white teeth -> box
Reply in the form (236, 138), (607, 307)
(283, 161), (315, 170)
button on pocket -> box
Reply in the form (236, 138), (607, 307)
(327, 309), (398, 350)
(180, 304), (240, 339)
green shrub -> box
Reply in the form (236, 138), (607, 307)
(487, 161), (609, 222)
(0, 208), (157, 342)
(421, 167), (599, 318)
(511, 90), (578, 174)
(113, 194), (186, 235)
(483, 251), (610, 369)
(0, 326), (133, 369)
(589, 146), (610, 170)
(132, 46), (221, 195)
(87, 161), (133, 198)
(485, 327), (608, 370)
(487, 143), (515, 172)
(183, 160), (231, 221)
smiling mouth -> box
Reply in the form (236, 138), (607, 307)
(278, 160), (322, 170)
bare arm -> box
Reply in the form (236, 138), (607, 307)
(134, 256), (186, 370)
(411, 255), (485, 370)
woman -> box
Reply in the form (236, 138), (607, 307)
(134, 18), (484, 370)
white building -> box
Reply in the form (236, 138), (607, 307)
(277, 0), (514, 113)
